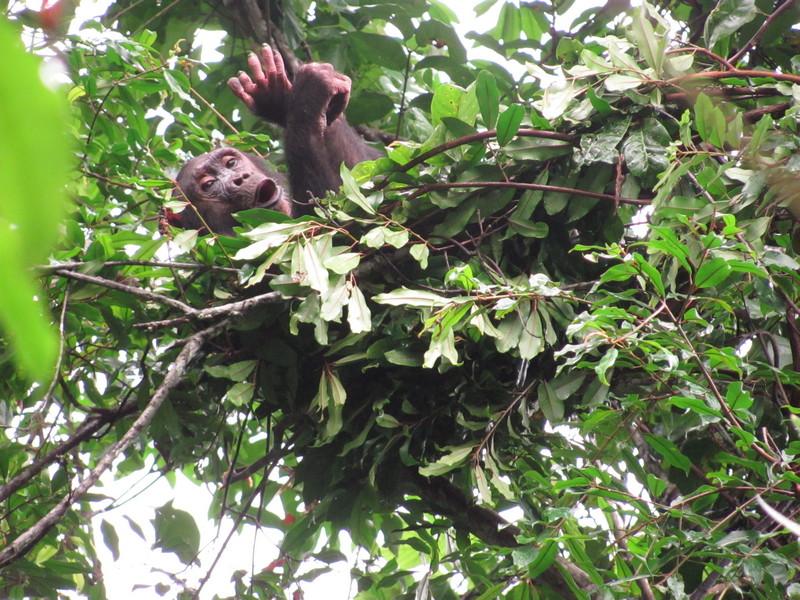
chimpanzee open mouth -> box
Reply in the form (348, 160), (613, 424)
(255, 178), (282, 208)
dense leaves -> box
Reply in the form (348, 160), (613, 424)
(2, 0), (800, 599)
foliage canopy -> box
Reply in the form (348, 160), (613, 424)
(3, 0), (800, 599)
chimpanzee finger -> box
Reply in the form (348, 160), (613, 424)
(247, 52), (266, 85)
(227, 76), (255, 110)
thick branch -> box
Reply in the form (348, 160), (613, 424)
(0, 320), (230, 568)
(409, 469), (595, 597)
(0, 405), (137, 504)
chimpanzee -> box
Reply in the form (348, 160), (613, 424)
(168, 45), (380, 235)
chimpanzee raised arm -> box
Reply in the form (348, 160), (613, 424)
(168, 45), (380, 235)
(229, 45), (381, 213)
(228, 44), (293, 126)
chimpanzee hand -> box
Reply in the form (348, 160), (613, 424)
(288, 63), (351, 132)
(228, 44), (292, 126)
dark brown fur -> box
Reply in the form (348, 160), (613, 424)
(170, 45), (380, 234)
(171, 149), (290, 235)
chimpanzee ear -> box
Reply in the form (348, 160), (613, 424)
(326, 92), (348, 125)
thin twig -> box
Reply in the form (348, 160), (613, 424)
(376, 129), (576, 191)
(51, 269), (284, 320)
(40, 260), (239, 274)
(729, 0), (797, 65)
(668, 69), (800, 87)
(53, 269), (196, 314)
(402, 181), (650, 206)
(667, 46), (735, 70)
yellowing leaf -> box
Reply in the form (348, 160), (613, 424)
(419, 445), (473, 477)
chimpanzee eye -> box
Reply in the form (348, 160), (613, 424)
(200, 178), (215, 192)
(225, 157), (237, 168)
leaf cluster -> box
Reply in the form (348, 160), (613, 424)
(3, 1), (800, 599)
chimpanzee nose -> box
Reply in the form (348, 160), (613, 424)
(232, 172), (251, 186)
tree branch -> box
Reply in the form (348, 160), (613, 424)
(408, 469), (595, 598)
(53, 268), (196, 314)
(728, 0), (797, 65)
(668, 69), (800, 87)
(41, 260), (239, 274)
(401, 181), (650, 206)
(52, 268), (284, 320)
(377, 129), (576, 191)
(0, 319), (231, 568)
(0, 405), (137, 504)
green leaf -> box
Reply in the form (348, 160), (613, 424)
(341, 165), (376, 215)
(496, 104), (525, 146)
(579, 117), (630, 165)
(629, 4), (666, 74)
(373, 288), (451, 307)
(518, 308), (544, 359)
(384, 228), (410, 248)
(726, 381), (753, 420)
(410, 243), (430, 268)
(350, 31), (408, 70)
(604, 73), (643, 91)
(634, 254), (665, 297)
(474, 583), (507, 600)
(419, 445), (473, 476)
(321, 276), (349, 321)
(431, 84), (466, 126)
(694, 257), (730, 288)
(622, 118), (670, 178)
(527, 540), (558, 578)
(650, 226), (691, 272)
(601, 262), (638, 284)
(493, 1), (520, 41)
(346, 90), (395, 125)
(520, 6), (548, 43)
(302, 241), (330, 294)
(204, 360), (256, 381)
(508, 217), (549, 238)
(416, 56), (473, 87)
(668, 396), (722, 420)
(595, 347), (618, 386)
(100, 520), (120, 562)
(347, 284), (372, 334)
(581, 49), (614, 74)
(238, 221), (313, 258)
(361, 226), (386, 248)
(315, 369), (347, 439)
(475, 70), (500, 128)
(0, 20), (70, 380)
(152, 502), (201, 565)
(323, 252), (362, 274)
(643, 434), (691, 474)
(694, 93), (727, 148)
(538, 381), (565, 423)
(225, 382), (255, 407)
(704, 0), (757, 51)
